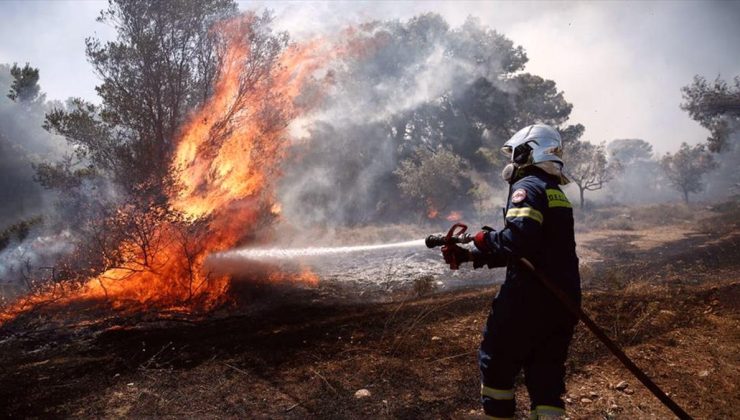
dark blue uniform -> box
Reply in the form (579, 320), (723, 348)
(475, 167), (581, 419)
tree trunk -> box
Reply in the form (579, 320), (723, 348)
(579, 187), (585, 210)
(683, 188), (689, 204)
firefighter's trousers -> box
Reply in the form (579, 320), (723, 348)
(478, 293), (577, 419)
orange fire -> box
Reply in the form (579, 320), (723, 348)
(0, 14), (337, 323)
(445, 211), (463, 222)
(426, 199), (439, 219)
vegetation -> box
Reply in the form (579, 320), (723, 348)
(681, 75), (740, 152)
(395, 147), (470, 217)
(32, 0), (244, 282)
(660, 143), (717, 203)
(280, 14), (582, 223)
(566, 140), (620, 209)
(7, 63), (43, 103)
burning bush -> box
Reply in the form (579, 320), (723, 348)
(0, 6), (330, 324)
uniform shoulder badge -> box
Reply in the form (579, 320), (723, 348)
(511, 188), (527, 204)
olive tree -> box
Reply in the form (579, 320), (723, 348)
(395, 147), (471, 218)
(660, 142), (717, 203)
(566, 140), (619, 209)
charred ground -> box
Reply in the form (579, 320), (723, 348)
(0, 203), (738, 419)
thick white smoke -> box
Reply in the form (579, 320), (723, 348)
(277, 15), (516, 227)
(0, 64), (75, 296)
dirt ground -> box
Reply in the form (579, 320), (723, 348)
(0, 203), (738, 419)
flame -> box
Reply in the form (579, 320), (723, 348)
(268, 266), (319, 287)
(172, 20), (329, 220)
(271, 203), (282, 215)
(0, 14), (336, 324)
(445, 211), (463, 222)
(426, 199), (439, 219)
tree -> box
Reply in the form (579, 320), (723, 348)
(605, 139), (667, 203)
(282, 13), (581, 225)
(395, 147), (471, 218)
(681, 75), (740, 152)
(660, 143), (717, 203)
(566, 140), (619, 209)
(7, 63), (42, 103)
(607, 139), (653, 164)
(558, 123), (585, 146)
(508, 73), (572, 131)
(34, 0), (280, 284)
(43, 0), (239, 199)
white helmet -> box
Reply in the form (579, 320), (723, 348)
(501, 123), (563, 166)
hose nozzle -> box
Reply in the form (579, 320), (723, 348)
(425, 234), (446, 248)
(425, 232), (473, 248)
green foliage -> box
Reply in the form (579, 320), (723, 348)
(7, 63), (41, 103)
(42, 0), (240, 199)
(395, 147), (471, 214)
(607, 139), (654, 164)
(660, 142), (718, 203)
(280, 13), (580, 223)
(681, 75), (740, 152)
(27, 0), (244, 285)
(509, 73), (572, 129)
(558, 123), (585, 146)
(0, 64), (59, 225)
(0, 217), (42, 252)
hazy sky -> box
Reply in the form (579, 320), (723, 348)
(1, 0), (738, 154)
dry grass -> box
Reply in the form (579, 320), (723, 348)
(1, 202), (738, 418)
(576, 202), (699, 232)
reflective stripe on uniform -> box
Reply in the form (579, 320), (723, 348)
(546, 188), (572, 208)
(530, 405), (566, 418)
(505, 207), (544, 224)
(481, 385), (514, 400)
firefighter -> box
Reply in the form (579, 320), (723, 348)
(441, 124), (581, 419)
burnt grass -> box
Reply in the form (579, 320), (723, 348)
(1, 206), (739, 419)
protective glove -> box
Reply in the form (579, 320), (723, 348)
(441, 243), (471, 270)
(470, 227), (508, 269)
(472, 226), (495, 254)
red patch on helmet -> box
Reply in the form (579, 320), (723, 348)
(511, 188), (527, 203)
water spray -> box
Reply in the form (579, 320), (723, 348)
(211, 239), (426, 261)
(212, 223), (471, 262)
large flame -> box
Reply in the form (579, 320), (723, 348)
(0, 14), (334, 323)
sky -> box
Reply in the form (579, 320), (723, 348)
(0, 0), (738, 154)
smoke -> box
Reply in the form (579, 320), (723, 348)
(702, 118), (740, 200)
(0, 230), (74, 299)
(277, 15), (515, 227)
(602, 139), (675, 204)
(598, 123), (740, 206)
(0, 64), (75, 295)
(0, 64), (66, 222)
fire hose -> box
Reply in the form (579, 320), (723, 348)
(426, 223), (692, 420)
